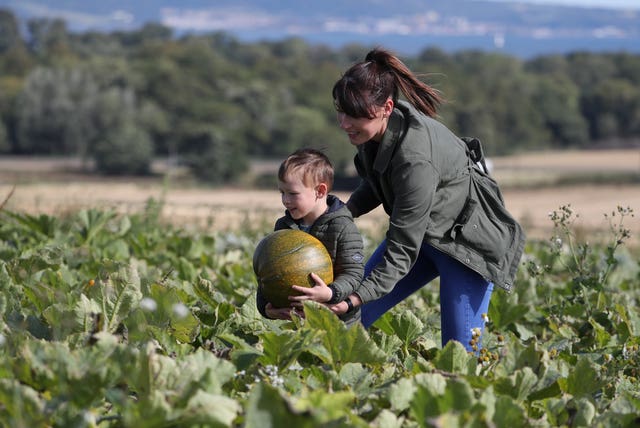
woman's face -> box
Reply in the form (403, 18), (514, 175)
(335, 99), (394, 146)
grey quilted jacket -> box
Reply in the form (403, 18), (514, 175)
(256, 195), (365, 326)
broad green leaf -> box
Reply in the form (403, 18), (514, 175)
(258, 329), (320, 369)
(293, 388), (356, 423)
(193, 276), (221, 309)
(338, 363), (376, 398)
(90, 262), (143, 334)
(571, 397), (596, 427)
(433, 340), (474, 374)
(371, 409), (405, 428)
(614, 303), (640, 336)
(0, 379), (45, 423)
(388, 377), (416, 411)
(244, 383), (315, 428)
(76, 208), (116, 244)
(217, 332), (263, 370)
(493, 367), (539, 401)
(388, 309), (424, 349)
(411, 377), (475, 420)
(182, 390), (241, 427)
(558, 357), (602, 398)
(303, 302), (386, 367)
(589, 317), (612, 347)
(492, 395), (528, 427)
(488, 289), (528, 329)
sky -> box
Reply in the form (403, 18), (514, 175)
(494, 0), (640, 8)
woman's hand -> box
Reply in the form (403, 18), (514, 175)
(288, 272), (333, 303)
(328, 300), (349, 315)
(328, 294), (362, 315)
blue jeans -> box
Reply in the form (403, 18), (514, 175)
(361, 240), (494, 351)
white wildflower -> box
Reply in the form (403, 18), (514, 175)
(172, 302), (189, 319)
(288, 362), (303, 372)
(481, 313), (489, 323)
(140, 297), (157, 312)
(271, 375), (285, 387)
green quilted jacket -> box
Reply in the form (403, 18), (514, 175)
(348, 101), (526, 304)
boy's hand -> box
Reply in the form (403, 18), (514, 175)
(289, 272), (332, 303)
(265, 302), (300, 320)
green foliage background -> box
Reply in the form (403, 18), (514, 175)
(1, 9), (640, 182)
(0, 202), (638, 427)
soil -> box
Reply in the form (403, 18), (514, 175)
(1, 150), (639, 245)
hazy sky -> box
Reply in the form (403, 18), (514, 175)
(494, 0), (640, 9)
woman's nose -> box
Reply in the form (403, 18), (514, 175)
(337, 113), (350, 129)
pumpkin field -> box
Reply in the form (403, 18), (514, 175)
(0, 151), (639, 427)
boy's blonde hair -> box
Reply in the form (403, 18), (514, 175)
(278, 148), (334, 192)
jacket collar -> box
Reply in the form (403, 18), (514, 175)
(373, 102), (408, 174)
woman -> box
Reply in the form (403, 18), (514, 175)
(308, 47), (525, 351)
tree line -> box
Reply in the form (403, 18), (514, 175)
(1, 9), (639, 184)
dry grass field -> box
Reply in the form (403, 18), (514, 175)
(1, 149), (639, 245)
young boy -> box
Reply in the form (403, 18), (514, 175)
(256, 148), (365, 326)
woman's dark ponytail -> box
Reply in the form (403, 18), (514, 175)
(333, 47), (443, 119)
(368, 48), (443, 117)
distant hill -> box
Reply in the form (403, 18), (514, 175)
(2, 0), (639, 57)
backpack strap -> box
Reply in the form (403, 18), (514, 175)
(461, 137), (489, 175)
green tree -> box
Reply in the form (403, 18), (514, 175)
(93, 122), (153, 175)
(532, 76), (588, 147)
(0, 119), (8, 153)
(582, 79), (640, 140)
(15, 66), (99, 156)
(180, 126), (248, 184)
(0, 9), (21, 53)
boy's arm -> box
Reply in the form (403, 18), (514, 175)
(327, 221), (365, 304)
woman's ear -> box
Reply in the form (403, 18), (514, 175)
(315, 183), (328, 198)
(384, 98), (394, 118)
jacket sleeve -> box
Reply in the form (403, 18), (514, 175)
(347, 155), (382, 217)
(255, 283), (270, 319)
(327, 221), (365, 303)
(356, 157), (438, 304)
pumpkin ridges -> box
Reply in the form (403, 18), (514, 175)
(253, 229), (333, 308)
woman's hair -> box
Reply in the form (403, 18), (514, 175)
(332, 47), (443, 119)
(278, 148), (334, 191)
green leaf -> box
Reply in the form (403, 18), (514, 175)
(216, 332), (263, 371)
(571, 397), (596, 427)
(0, 379), (45, 424)
(494, 367), (539, 401)
(258, 329), (320, 369)
(488, 289), (528, 329)
(410, 376), (475, 420)
(388, 309), (424, 349)
(589, 317), (612, 347)
(433, 340), (474, 374)
(388, 377), (416, 412)
(371, 409), (405, 428)
(181, 390), (241, 427)
(302, 302), (386, 368)
(293, 388), (356, 423)
(244, 383), (315, 428)
(492, 395), (528, 427)
(557, 357), (602, 398)
(338, 363), (377, 398)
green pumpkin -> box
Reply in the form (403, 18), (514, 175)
(253, 229), (333, 308)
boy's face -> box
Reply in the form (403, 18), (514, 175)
(278, 173), (323, 225)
